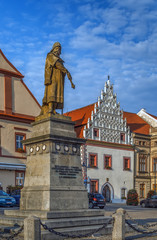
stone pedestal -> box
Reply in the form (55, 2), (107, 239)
(20, 113), (88, 211)
(2, 114), (110, 239)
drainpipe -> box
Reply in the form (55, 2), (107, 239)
(133, 145), (136, 189)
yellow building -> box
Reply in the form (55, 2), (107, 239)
(0, 49), (41, 191)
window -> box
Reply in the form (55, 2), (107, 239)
(140, 184), (145, 198)
(15, 133), (26, 152)
(153, 158), (157, 172)
(139, 154), (147, 172)
(89, 153), (97, 168)
(104, 155), (112, 169)
(143, 141), (146, 146)
(15, 171), (25, 186)
(93, 128), (99, 138)
(135, 140), (139, 145)
(121, 188), (126, 199)
(90, 180), (99, 193)
(120, 133), (125, 142)
(138, 141), (146, 146)
(123, 157), (130, 170)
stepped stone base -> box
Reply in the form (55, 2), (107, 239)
(4, 209), (105, 219)
(1, 209), (111, 240)
(0, 211), (134, 240)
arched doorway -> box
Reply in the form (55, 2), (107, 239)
(101, 182), (114, 202)
(102, 185), (111, 202)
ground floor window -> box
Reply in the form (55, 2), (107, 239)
(153, 158), (157, 172)
(121, 188), (126, 199)
(140, 184), (145, 198)
(15, 171), (25, 186)
(90, 179), (98, 193)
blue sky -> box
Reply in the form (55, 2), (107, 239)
(1, 0), (157, 114)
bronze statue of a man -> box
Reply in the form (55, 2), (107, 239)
(41, 42), (75, 115)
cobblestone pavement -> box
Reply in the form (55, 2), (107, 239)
(1, 231), (157, 240)
(1, 204), (157, 239)
(69, 203), (157, 240)
(68, 234), (157, 239)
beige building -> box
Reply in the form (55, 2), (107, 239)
(0, 49), (41, 191)
(126, 108), (157, 199)
(123, 109), (157, 199)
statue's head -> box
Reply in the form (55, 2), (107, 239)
(52, 42), (61, 56)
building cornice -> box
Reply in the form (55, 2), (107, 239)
(133, 132), (151, 138)
(0, 69), (24, 78)
(86, 139), (134, 151)
(0, 111), (35, 124)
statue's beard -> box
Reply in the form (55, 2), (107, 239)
(53, 50), (60, 57)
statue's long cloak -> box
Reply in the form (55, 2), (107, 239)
(43, 52), (65, 109)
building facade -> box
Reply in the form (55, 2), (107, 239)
(66, 79), (134, 203)
(133, 109), (157, 198)
(0, 49), (41, 191)
(65, 79), (157, 202)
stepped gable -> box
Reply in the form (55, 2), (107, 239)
(65, 79), (154, 139)
(66, 79), (133, 145)
(82, 80), (132, 144)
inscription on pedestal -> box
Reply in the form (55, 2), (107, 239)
(52, 165), (82, 178)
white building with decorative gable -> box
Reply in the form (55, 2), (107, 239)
(66, 79), (134, 203)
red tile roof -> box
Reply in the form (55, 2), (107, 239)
(123, 111), (150, 135)
(65, 103), (95, 125)
(65, 105), (151, 138)
(64, 103), (95, 138)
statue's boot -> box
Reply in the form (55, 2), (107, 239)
(48, 102), (56, 114)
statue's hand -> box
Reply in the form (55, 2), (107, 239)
(67, 71), (72, 81)
(71, 82), (75, 89)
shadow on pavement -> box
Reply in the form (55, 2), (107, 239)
(126, 233), (157, 239)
